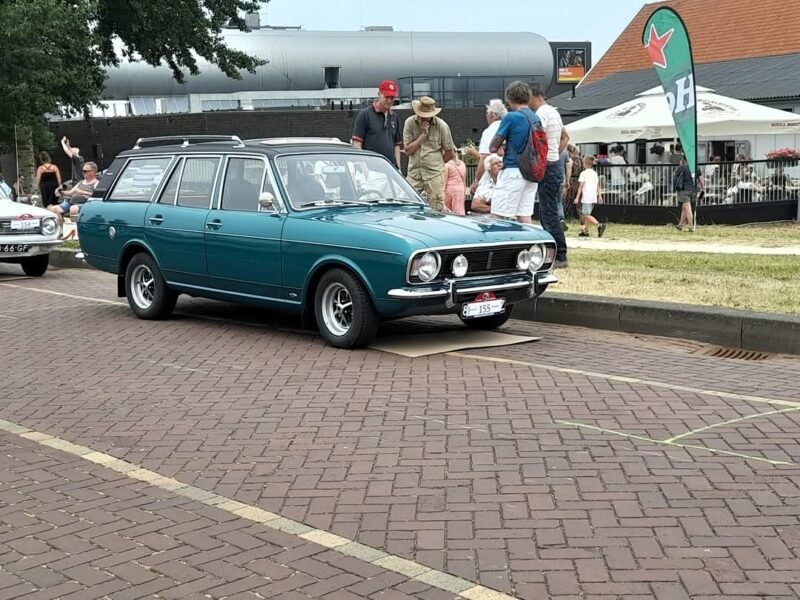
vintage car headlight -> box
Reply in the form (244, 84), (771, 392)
(411, 251), (441, 282)
(528, 244), (546, 271)
(516, 249), (532, 271)
(41, 217), (58, 236)
(451, 255), (468, 278)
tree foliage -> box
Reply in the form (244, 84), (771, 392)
(0, 0), (266, 148)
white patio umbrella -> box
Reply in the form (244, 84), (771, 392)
(561, 86), (800, 144)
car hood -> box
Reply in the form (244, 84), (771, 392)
(0, 199), (55, 220)
(324, 206), (554, 247)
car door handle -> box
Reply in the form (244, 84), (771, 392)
(206, 220), (223, 230)
(148, 216), (164, 225)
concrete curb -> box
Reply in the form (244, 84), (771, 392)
(46, 249), (800, 355)
(518, 293), (800, 356)
(49, 248), (90, 270)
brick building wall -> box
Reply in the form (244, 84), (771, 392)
(49, 108), (488, 174)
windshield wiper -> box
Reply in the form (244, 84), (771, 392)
(363, 198), (422, 205)
(299, 200), (367, 208)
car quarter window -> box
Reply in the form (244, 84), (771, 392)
(177, 157), (221, 209)
(107, 157), (173, 202)
(221, 158), (267, 212)
(157, 158), (184, 205)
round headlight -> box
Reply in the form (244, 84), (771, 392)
(415, 251), (441, 282)
(452, 255), (468, 278)
(529, 244), (545, 271)
(42, 218), (57, 236)
(516, 249), (532, 271)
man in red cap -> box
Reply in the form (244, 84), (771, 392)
(351, 80), (402, 168)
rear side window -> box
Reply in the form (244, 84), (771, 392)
(157, 158), (184, 205)
(107, 157), (173, 202)
(177, 157), (220, 209)
(221, 158), (266, 212)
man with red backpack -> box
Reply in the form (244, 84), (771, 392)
(529, 83), (569, 268)
(488, 81), (541, 224)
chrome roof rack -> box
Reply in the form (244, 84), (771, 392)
(255, 137), (348, 146)
(132, 135), (245, 149)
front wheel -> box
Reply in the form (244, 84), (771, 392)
(21, 254), (49, 277)
(314, 269), (379, 349)
(459, 305), (514, 330)
(124, 253), (177, 320)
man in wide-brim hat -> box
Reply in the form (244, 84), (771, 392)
(403, 96), (456, 211)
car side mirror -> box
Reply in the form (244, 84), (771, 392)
(258, 192), (278, 212)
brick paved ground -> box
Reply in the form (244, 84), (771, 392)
(0, 435), (456, 600)
(2, 266), (800, 599)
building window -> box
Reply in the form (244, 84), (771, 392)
(324, 66), (341, 89)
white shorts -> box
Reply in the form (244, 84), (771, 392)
(490, 168), (538, 218)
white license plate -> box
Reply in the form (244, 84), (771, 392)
(0, 244), (31, 253)
(462, 298), (506, 318)
(10, 219), (39, 231)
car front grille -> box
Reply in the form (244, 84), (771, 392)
(409, 244), (552, 284)
(441, 248), (521, 277)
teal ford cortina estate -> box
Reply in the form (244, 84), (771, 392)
(77, 135), (557, 348)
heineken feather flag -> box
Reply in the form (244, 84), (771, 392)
(642, 7), (697, 176)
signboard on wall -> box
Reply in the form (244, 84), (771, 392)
(557, 48), (587, 83)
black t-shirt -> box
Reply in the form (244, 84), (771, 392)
(673, 164), (697, 194)
(70, 155), (85, 182)
(352, 105), (402, 165)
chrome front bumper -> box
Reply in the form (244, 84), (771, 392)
(0, 239), (62, 259)
(388, 272), (558, 307)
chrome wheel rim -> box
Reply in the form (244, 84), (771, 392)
(321, 282), (353, 337)
(131, 264), (156, 309)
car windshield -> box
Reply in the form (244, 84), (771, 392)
(274, 153), (423, 209)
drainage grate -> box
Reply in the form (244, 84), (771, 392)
(695, 345), (774, 361)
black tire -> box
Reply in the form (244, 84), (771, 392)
(314, 268), (379, 349)
(124, 253), (177, 320)
(21, 254), (49, 277)
(459, 304), (514, 330)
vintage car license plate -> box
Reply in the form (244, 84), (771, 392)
(0, 244), (31, 253)
(10, 219), (40, 231)
(462, 297), (505, 318)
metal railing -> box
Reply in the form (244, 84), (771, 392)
(591, 159), (800, 207)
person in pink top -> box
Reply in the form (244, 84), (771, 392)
(444, 154), (467, 215)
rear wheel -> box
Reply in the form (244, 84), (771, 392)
(124, 253), (177, 319)
(314, 269), (379, 349)
(21, 254), (49, 277)
(459, 305), (514, 330)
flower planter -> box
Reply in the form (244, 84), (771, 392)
(767, 159), (799, 169)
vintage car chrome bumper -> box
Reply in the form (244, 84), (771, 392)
(0, 239), (62, 259)
(388, 271), (557, 307)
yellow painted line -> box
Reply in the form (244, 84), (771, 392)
(0, 417), (517, 600)
(555, 420), (794, 466)
(663, 407), (800, 443)
(449, 352), (800, 409)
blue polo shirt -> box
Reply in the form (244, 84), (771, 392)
(496, 107), (540, 170)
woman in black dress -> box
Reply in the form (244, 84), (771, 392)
(35, 151), (61, 207)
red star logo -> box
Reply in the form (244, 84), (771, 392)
(645, 24), (674, 69)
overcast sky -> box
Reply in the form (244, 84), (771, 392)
(261, 0), (655, 62)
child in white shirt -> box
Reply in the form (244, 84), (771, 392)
(574, 156), (607, 237)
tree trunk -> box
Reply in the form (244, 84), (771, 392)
(15, 126), (38, 205)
